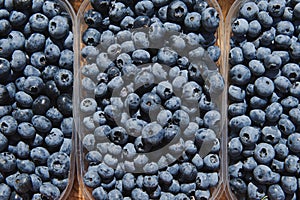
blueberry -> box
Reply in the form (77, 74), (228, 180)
(16, 141), (29, 159)
(58, 137), (71, 155)
(31, 115), (52, 133)
(30, 52), (47, 69)
(51, 177), (68, 191)
(247, 20), (261, 38)
(84, 170), (101, 188)
(0, 152), (16, 172)
(264, 54), (282, 70)
(0, 133), (7, 152)
(230, 178), (247, 196)
(121, 173), (135, 192)
(23, 65), (41, 77)
(54, 69), (73, 91)
(207, 45), (221, 62)
(0, 19), (11, 37)
(11, 50), (27, 73)
(17, 122), (35, 139)
(135, 0), (154, 17)
(261, 126), (281, 144)
(109, 2), (127, 23)
(240, 2), (259, 21)
(268, 0), (285, 17)
(265, 102), (283, 122)
(229, 115), (251, 132)
(285, 155), (300, 173)
(84, 9), (102, 28)
(47, 152), (70, 178)
(232, 18), (249, 36)
(249, 96), (268, 109)
(30, 147), (50, 164)
(0, 9), (9, 19)
(31, 0), (44, 13)
(57, 93), (72, 117)
(29, 13), (49, 32)
(131, 188), (149, 200)
(278, 118), (295, 136)
(253, 165), (280, 184)
(184, 12), (201, 31)
(268, 184), (285, 200)
(23, 76), (45, 95)
(151, 0), (168, 7)
(289, 107), (300, 125)
(15, 91), (33, 108)
(203, 110), (221, 130)
(229, 47), (244, 65)
(239, 126), (260, 146)
(0, 39), (14, 58)
(254, 143), (275, 164)
(45, 128), (64, 149)
(281, 96), (299, 110)
(287, 133), (300, 153)
(46, 107), (63, 125)
(274, 143), (289, 160)
(201, 7), (219, 33)
(0, 84), (10, 106)
(282, 63), (300, 82)
(48, 15), (69, 39)
(30, 133), (43, 147)
(39, 183), (60, 199)
(97, 163), (114, 183)
(230, 64), (251, 85)
(0, 115), (17, 136)
(0, 58), (11, 80)
(90, 0), (109, 13)
(167, 0), (188, 23)
(120, 16), (134, 29)
(253, 76), (274, 97)
(13, 173), (31, 194)
(32, 194), (42, 200)
(228, 137), (243, 157)
(6, 172), (19, 188)
(92, 186), (108, 200)
(258, 11), (273, 28)
(0, 183), (11, 200)
(9, 11), (27, 27)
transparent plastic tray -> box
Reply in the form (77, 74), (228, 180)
(75, 0), (226, 199)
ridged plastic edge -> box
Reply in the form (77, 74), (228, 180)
(75, 0), (95, 199)
(223, 0), (253, 199)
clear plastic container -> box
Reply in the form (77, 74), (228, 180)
(75, 0), (226, 199)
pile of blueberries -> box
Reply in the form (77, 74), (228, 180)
(80, 0), (224, 199)
(228, 0), (300, 199)
(0, 0), (73, 199)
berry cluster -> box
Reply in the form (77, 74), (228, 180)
(80, 0), (224, 199)
(228, 0), (300, 199)
(0, 0), (73, 199)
